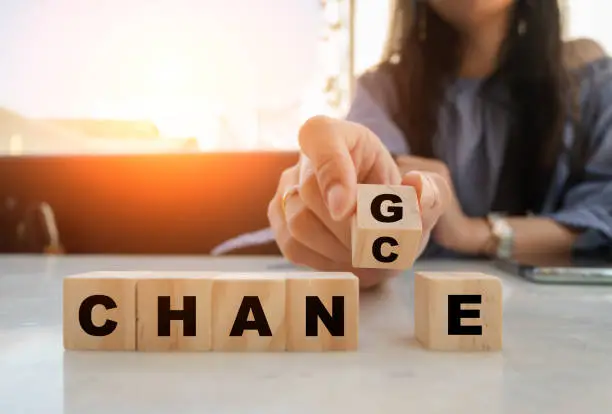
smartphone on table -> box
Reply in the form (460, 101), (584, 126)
(494, 253), (612, 285)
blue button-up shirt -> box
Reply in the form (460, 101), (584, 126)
(346, 57), (612, 257)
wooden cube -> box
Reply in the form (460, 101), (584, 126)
(351, 184), (422, 269)
(414, 272), (503, 351)
(286, 272), (359, 351)
(136, 273), (215, 352)
(63, 272), (144, 351)
(211, 273), (286, 351)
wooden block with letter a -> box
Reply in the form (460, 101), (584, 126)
(136, 272), (215, 351)
(414, 272), (503, 351)
(286, 272), (358, 351)
(63, 271), (145, 351)
(211, 273), (286, 351)
(351, 184), (422, 269)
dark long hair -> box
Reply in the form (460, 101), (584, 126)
(379, 0), (570, 214)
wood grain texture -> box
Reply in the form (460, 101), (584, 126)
(352, 184), (422, 269)
(286, 272), (358, 351)
(414, 272), (503, 351)
(63, 272), (143, 351)
(212, 273), (286, 351)
(136, 272), (215, 351)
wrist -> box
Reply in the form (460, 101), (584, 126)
(477, 218), (498, 256)
(485, 213), (515, 259)
(443, 217), (492, 255)
(470, 218), (497, 256)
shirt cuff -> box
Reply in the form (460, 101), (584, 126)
(543, 207), (612, 252)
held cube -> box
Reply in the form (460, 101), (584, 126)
(414, 272), (503, 351)
(351, 184), (422, 269)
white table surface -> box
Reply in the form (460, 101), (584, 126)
(1, 254), (612, 414)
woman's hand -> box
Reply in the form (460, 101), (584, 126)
(395, 155), (490, 254)
(267, 116), (451, 289)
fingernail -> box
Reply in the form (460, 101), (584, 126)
(327, 184), (347, 219)
(419, 174), (436, 209)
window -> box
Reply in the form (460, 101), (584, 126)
(565, 0), (612, 51)
(1, 0), (606, 156)
(0, 0), (356, 154)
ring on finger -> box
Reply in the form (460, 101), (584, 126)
(281, 184), (300, 216)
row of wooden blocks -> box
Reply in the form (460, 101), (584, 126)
(63, 270), (502, 352)
(64, 271), (359, 352)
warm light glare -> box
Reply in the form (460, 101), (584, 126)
(0, 0), (333, 151)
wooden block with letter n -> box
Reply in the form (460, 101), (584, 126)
(286, 272), (358, 351)
(136, 272), (215, 351)
(63, 271), (146, 351)
(212, 273), (286, 351)
(414, 272), (503, 351)
(351, 184), (422, 269)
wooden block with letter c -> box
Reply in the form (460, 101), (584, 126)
(63, 271), (143, 351)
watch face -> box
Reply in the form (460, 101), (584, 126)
(493, 219), (512, 237)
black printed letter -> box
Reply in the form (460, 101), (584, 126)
(372, 236), (399, 263)
(230, 296), (272, 336)
(305, 296), (344, 336)
(157, 296), (197, 337)
(448, 295), (482, 335)
(371, 193), (403, 223)
(79, 295), (118, 336)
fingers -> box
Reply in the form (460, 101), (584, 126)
(298, 116), (356, 220)
(395, 155), (451, 183)
(298, 167), (352, 248)
(275, 223), (347, 271)
(298, 116), (399, 221)
(402, 171), (449, 233)
(282, 187), (352, 264)
(267, 164), (351, 270)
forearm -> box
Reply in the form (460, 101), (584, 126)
(464, 217), (582, 258)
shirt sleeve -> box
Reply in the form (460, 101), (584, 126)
(345, 69), (409, 155)
(544, 57), (612, 254)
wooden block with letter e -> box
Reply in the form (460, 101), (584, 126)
(211, 273), (286, 351)
(63, 271), (146, 351)
(286, 272), (358, 351)
(351, 184), (422, 269)
(414, 272), (503, 351)
(136, 272), (215, 351)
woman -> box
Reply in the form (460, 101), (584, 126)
(216, 0), (612, 289)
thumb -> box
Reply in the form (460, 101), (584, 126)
(402, 171), (447, 232)
(298, 116), (390, 220)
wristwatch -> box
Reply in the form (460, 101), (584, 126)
(486, 213), (514, 259)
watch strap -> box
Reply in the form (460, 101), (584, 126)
(487, 213), (514, 259)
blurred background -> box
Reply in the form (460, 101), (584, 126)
(0, 0), (607, 154)
(0, 0), (607, 255)
(0, 0), (362, 154)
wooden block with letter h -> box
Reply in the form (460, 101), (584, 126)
(136, 272), (215, 351)
(63, 271), (359, 352)
(351, 184), (422, 269)
(414, 272), (503, 351)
